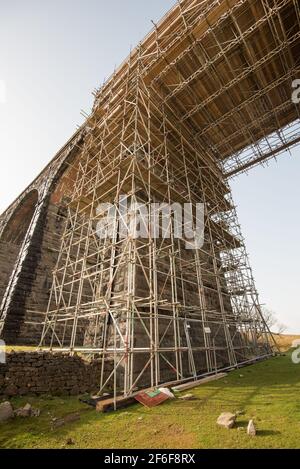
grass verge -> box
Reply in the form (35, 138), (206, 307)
(1, 352), (300, 449)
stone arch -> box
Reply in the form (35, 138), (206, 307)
(0, 189), (39, 309)
(1, 190), (39, 244)
(0, 131), (85, 344)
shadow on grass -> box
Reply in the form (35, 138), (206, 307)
(257, 429), (281, 436)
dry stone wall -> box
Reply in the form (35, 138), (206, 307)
(0, 351), (108, 397)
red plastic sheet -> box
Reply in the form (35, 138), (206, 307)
(134, 390), (170, 408)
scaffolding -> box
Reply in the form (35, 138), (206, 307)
(38, 0), (300, 401)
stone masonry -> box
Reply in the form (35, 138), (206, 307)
(0, 351), (108, 397)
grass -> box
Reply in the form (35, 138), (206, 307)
(1, 351), (300, 449)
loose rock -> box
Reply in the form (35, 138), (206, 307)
(0, 401), (14, 422)
(63, 413), (80, 424)
(52, 413), (80, 429)
(217, 412), (236, 429)
(247, 419), (256, 436)
(52, 418), (65, 428)
(31, 408), (41, 417)
(66, 437), (75, 445)
(15, 403), (32, 417)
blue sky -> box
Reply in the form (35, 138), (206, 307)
(0, 1), (299, 332)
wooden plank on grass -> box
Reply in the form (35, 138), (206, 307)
(96, 395), (136, 413)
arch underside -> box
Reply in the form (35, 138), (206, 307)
(0, 190), (39, 313)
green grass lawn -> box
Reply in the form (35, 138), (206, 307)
(1, 352), (300, 449)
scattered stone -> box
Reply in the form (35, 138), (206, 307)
(237, 427), (244, 431)
(15, 403), (32, 417)
(217, 412), (236, 429)
(63, 413), (80, 424)
(0, 401), (14, 422)
(247, 419), (256, 436)
(31, 408), (41, 417)
(66, 437), (75, 445)
(178, 393), (195, 401)
(235, 410), (244, 416)
(239, 374), (244, 378)
(137, 417), (143, 421)
(52, 413), (80, 428)
(52, 418), (65, 429)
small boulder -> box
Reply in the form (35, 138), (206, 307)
(247, 419), (256, 436)
(66, 437), (75, 446)
(217, 412), (236, 429)
(52, 418), (65, 429)
(15, 403), (32, 418)
(31, 408), (41, 417)
(0, 401), (14, 422)
(52, 413), (80, 429)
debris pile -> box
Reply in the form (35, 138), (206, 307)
(15, 403), (40, 418)
(0, 401), (40, 423)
